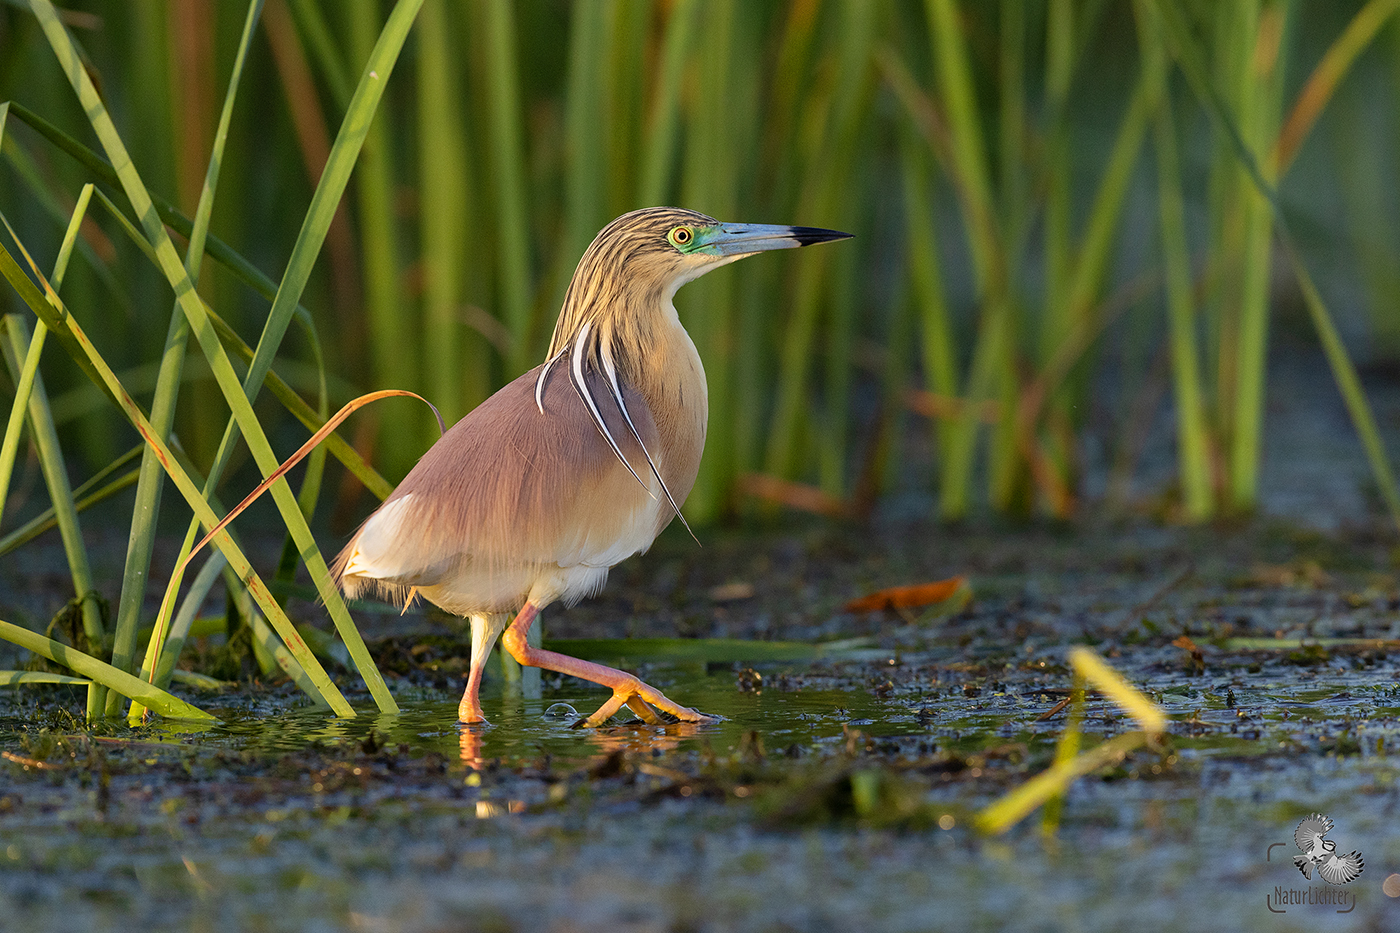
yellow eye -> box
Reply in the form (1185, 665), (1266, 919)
(669, 226), (693, 248)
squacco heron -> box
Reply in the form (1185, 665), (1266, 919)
(334, 207), (850, 726)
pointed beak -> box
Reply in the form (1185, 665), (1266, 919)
(700, 223), (852, 257)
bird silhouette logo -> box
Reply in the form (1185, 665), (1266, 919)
(1292, 814), (1364, 885)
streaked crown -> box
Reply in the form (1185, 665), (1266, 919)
(547, 207), (721, 358)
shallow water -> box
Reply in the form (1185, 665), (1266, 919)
(19, 624), (1400, 771)
(7, 519), (1400, 932)
(5, 655), (1400, 933)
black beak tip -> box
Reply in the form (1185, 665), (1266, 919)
(789, 226), (853, 246)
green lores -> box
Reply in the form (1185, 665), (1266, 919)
(668, 223), (851, 256)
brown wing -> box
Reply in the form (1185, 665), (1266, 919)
(335, 356), (681, 596)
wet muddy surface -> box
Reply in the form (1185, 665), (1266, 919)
(4, 515), (1400, 931)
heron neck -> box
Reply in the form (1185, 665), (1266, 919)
(547, 280), (708, 505)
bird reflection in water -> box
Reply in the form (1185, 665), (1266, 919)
(456, 716), (704, 771)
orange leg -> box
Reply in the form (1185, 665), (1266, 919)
(501, 602), (714, 728)
(458, 658), (488, 724)
(458, 613), (509, 724)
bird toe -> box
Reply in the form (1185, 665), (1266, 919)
(572, 680), (716, 728)
(457, 702), (491, 725)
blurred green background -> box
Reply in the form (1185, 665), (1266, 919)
(2, 0), (1399, 531)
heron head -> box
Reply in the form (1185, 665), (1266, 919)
(571, 207), (851, 302)
(549, 207), (850, 360)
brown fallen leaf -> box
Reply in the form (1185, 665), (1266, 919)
(844, 576), (968, 612)
(1172, 635), (1205, 673)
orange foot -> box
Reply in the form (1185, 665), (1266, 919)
(498, 602), (718, 729)
(575, 677), (718, 728)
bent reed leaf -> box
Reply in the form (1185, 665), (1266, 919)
(142, 389), (444, 687)
(0, 226), (353, 718)
(0, 619), (214, 721)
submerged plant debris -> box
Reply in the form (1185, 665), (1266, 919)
(3, 518), (1400, 931)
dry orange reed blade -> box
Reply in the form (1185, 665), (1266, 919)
(184, 389), (442, 566)
(144, 389), (442, 686)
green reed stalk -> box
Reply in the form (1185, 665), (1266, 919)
(0, 450), (142, 558)
(0, 173), (106, 716)
(349, 1), (414, 480)
(923, 0), (1006, 520)
(151, 553), (225, 689)
(1227, 1), (1287, 514)
(477, 0), (534, 376)
(606, 2), (648, 217)
(759, 0), (821, 213)
(924, 0), (999, 288)
(26, 0), (419, 715)
(1, 317), (105, 718)
(0, 231), (49, 528)
(997, 0), (1027, 242)
(899, 128), (957, 463)
(0, 619), (212, 720)
(1334, 92), (1400, 354)
(681, 0), (740, 522)
(723, 0), (764, 504)
(1154, 0), (1400, 530)
(0, 672), (89, 686)
(760, 1), (874, 502)
(985, 0), (1027, 512)
(734, 5), (798, 487)
(1040, 0), (1073, 393)
(0, 228), (351, 715)
(1288, 240), (1400, 526)
(1062, 76), (1158, 380)
(106, 0), (264, 717)
(1202, 6), (1247, 508)
(562, 0), (613, 281)
(1045, 46), (1159, 515)
(816, 1), (876, 500)
(79, 181), (391, 500)
(287, 0), (352, 107)
(820, 243), (860, 500)
(1154, 97), (1214, 521)
(0, 312), (55, 499)
(637, 0), (699, 206)
(418, 0), (475, 423)
(1136, 0), (1212, 521)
